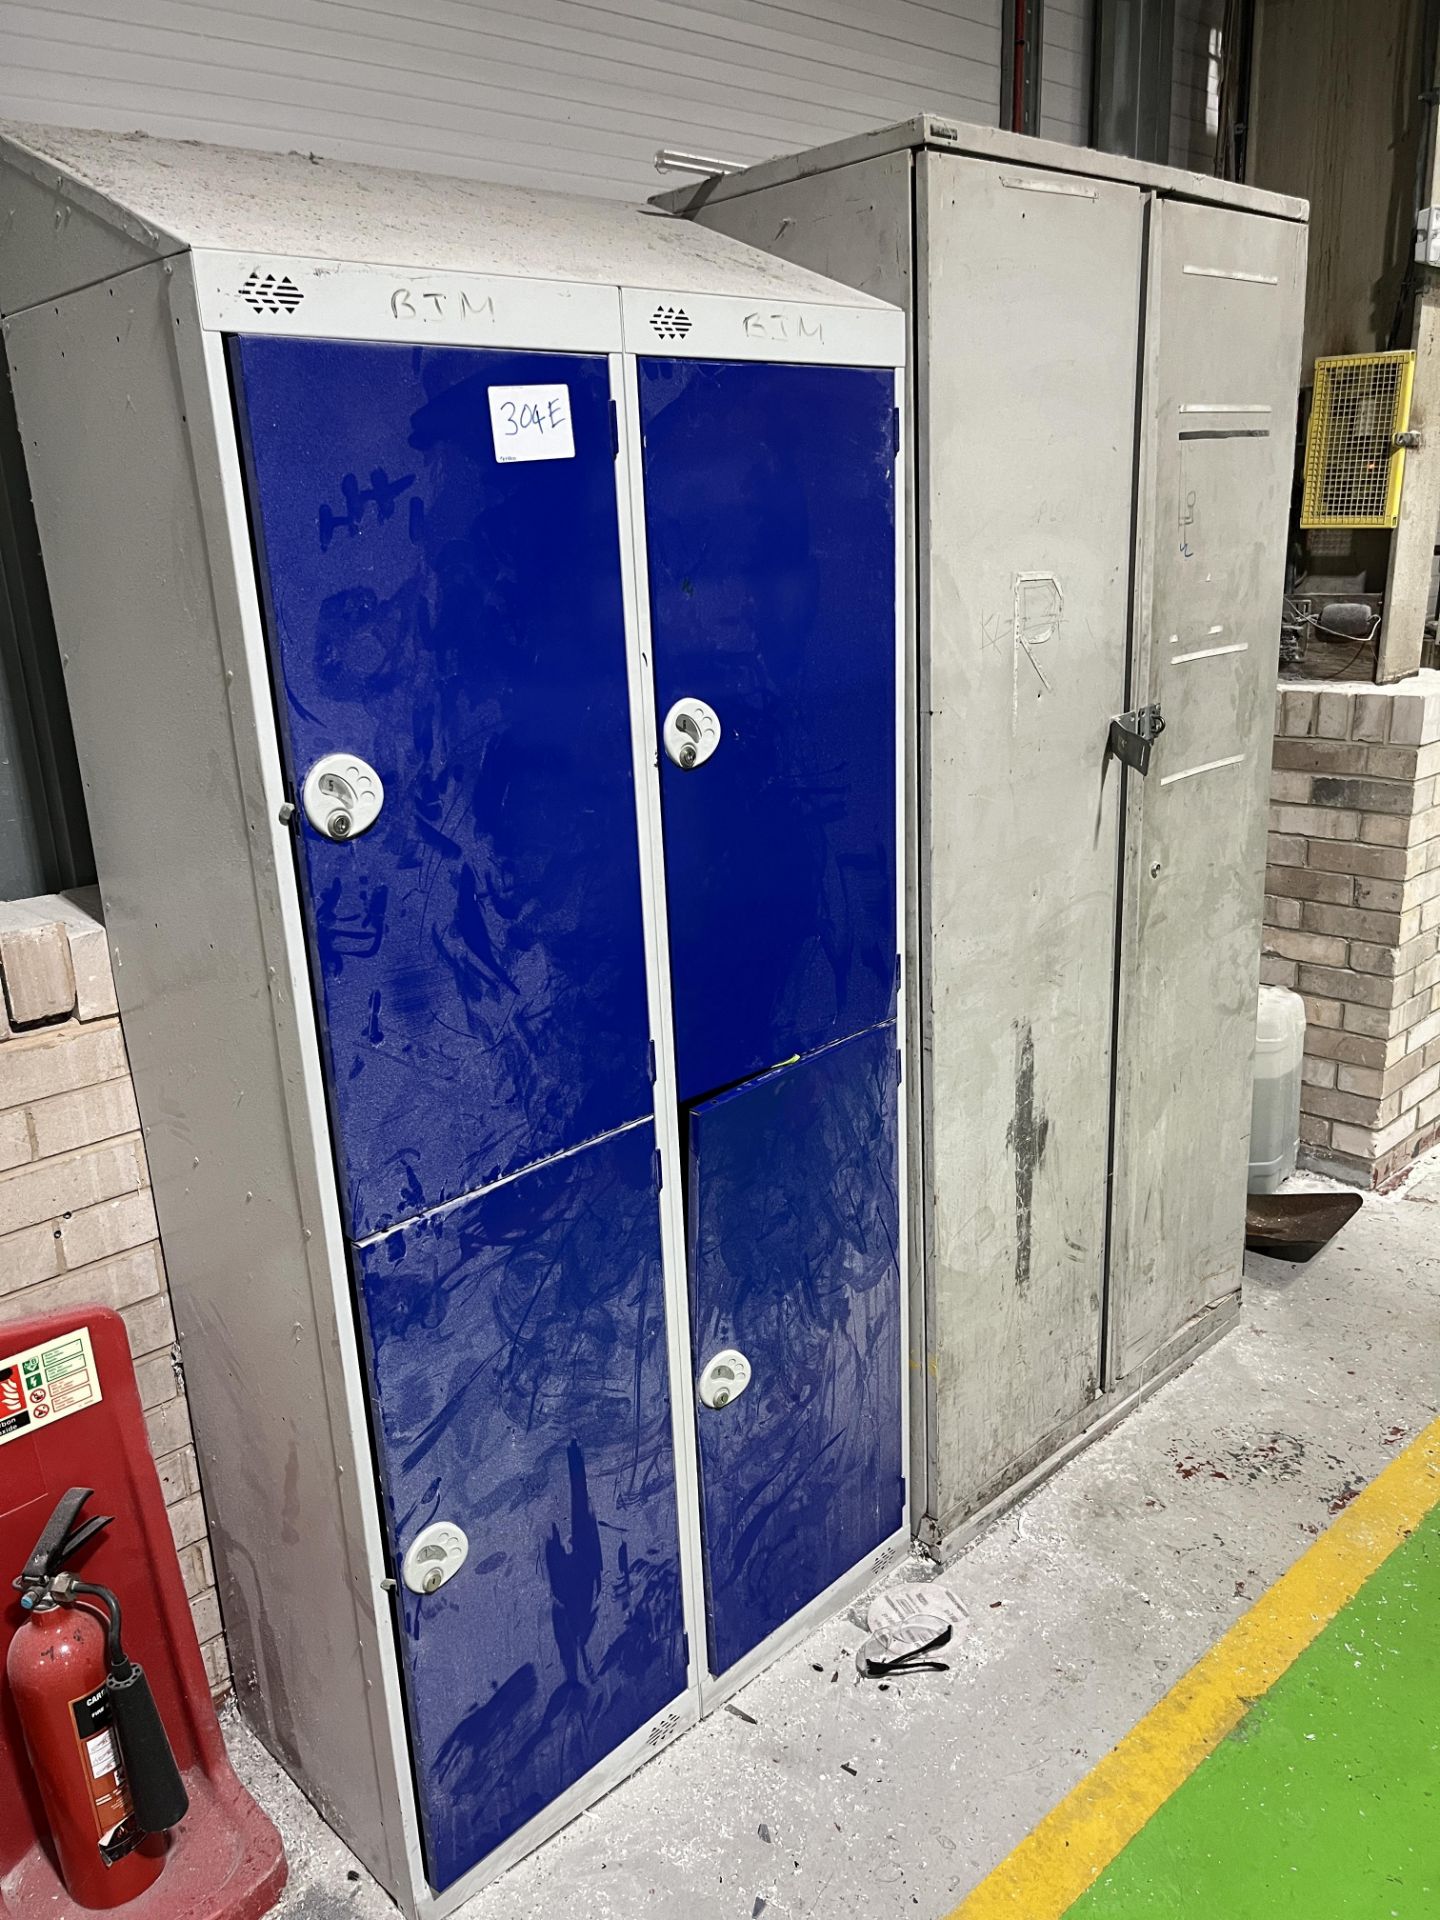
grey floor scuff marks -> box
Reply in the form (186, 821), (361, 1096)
(234, 1162), (1440, 1920)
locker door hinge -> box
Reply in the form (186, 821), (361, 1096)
(1107, 702), (1165, 776)
(653, 1145), (664, 1191)
(647, 1038), (657, 1084)
(897, 1046), (903, 1086)
(893, 407), (901, 456)
(609, 398), (620, 460)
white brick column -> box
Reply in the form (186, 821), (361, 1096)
(1264, 673), (1440, 1186)
(0, 890), (229, 1696)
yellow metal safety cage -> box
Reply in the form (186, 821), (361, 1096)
(1301, 350), (1416, 530)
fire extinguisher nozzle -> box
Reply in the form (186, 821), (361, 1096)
(105, 1663), (189, 1833)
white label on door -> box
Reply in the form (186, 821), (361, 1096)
(0, 1324), (103, 1447)
(487, 384), (575, 463)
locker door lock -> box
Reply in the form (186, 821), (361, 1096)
(302, 753), (384, 841)
(401, 1521), (469, 1595)
(663, 698), (722, 770)
(1107, 703), (1165, 777)
(698, 1349), (752, 1410)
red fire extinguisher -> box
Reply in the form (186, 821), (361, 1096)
(8, 1487), (190, 1908)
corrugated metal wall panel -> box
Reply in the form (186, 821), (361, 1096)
(1040, 0), (1091, 146)
(0, 0), (1005, 201)
(1169, 0), (1221, 173)
(0, 0), (1114, 897)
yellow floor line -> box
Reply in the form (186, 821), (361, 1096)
(944, 1415), (1440, 1920)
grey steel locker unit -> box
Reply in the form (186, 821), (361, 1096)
(660, 116), (1307, 1543)
(0, 126), (907, 1914)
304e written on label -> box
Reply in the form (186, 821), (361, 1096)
(488, 384), (575, 463)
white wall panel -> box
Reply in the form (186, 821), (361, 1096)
(1040, 0), (1091, 147)
(0, 0), (1005, 201)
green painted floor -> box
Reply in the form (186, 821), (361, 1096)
(1066, 1506), (1440, 1919)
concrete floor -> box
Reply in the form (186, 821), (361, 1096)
(229, 1158), (1440, 1920)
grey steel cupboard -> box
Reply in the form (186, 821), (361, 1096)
(661, 117), (1308, 1542)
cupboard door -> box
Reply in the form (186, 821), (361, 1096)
(687, 1026), (903, 1676)
(1111, 201), (1305, 1380)
(356, 1125), (687, 1888)
(639, 356), (897, 1103)
(234, 338), (651, 1236)
(917, 152), (1145, 1521)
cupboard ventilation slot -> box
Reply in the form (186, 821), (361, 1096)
(650, 305), (693, 340)
(238, 271), (305, 316)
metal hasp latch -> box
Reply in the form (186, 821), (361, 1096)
(1108, 703), (1165, 777)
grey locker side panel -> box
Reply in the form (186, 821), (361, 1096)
(1111, 202), (1307, 1380)
(672, 149), (930, 1517)
(676, 150), (914, 312)
(917, 151), (1144, 1526)
(4, 267), (410, 1889)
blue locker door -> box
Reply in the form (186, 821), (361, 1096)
(357, 1125), (687, 1890)
(688, 1025), (903, 1676)
(639, 359), (898, 1103)
(233, 339), (652, 1236)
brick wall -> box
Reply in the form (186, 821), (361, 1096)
(1263, 674), (1440, 1187)
(0, 890), (229, 1696)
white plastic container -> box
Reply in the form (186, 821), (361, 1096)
(1250, 985), (1307, 1192)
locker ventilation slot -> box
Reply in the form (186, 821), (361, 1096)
(1301, 351), (1415, 529)
(238, 271), (305, 316)
(871, 1541), (902, 1576)
(645, 1709), (683, 1748)
(649, 305), (693, 340)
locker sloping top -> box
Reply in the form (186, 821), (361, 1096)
(653, 112), (1307, 224)
(0, 121), (896, 318)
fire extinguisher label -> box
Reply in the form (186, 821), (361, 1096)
(0, 1325), (102, 1448)
(70, 1685), (144, 1866)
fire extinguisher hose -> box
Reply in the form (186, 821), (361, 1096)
(72, 1582), (190, 1833)
(105, 1660), (191, 1832)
